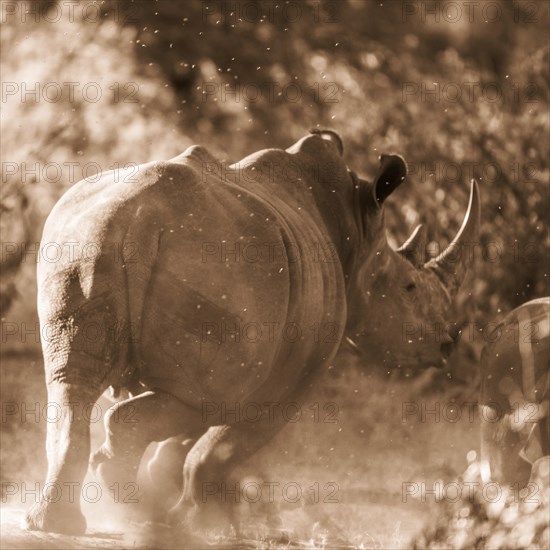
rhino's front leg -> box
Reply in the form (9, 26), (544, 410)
(91, 390), (201, 495)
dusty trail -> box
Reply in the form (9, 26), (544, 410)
(0, 355), (467, 549)
(1, 498), (430, 549)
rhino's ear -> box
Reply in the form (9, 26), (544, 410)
(373, 154), (407, 205)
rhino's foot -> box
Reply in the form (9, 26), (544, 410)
(23, 501), (87, 535)
(139, 481), (180, 522)
(166, 500), (190, 527)
(167, 500), (237, 534)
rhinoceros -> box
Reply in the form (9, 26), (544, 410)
(480, 297), (550, 487)
(25, 130), (479, 534)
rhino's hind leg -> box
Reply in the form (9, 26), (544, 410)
(146, 436), (197, 512)
(129, 435), (200, 522)
(23, 380), (104, 535)
(168, 419), (283, 533)
(91, 391), (202, 502)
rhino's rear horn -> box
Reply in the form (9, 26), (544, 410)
(426, 179), (480, 296)
(397, 224), (427, 267)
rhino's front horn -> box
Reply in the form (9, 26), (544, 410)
(397, 224), (428, 267)
(426, 179), (480, 297)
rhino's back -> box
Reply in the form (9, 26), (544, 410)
(138, 148), (347, 406)
(39, 145), (347, 406)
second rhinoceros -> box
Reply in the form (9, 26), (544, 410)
(480, 297), (550, 486)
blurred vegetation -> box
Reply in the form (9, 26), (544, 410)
(1, 1), (549, 374)
(413, 456), (550, 549)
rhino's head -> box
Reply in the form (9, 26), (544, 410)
(309, 131), (480, 369)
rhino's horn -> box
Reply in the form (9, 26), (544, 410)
(426, 179), (480, 296)
(397, 224), (427, 267)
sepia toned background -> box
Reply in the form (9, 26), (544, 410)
(1, 1), (549, 548)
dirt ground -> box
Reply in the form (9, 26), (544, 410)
(1, 500), (430, 549)
(1, 353), (477, 549)
(1, 506), (129, 550)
